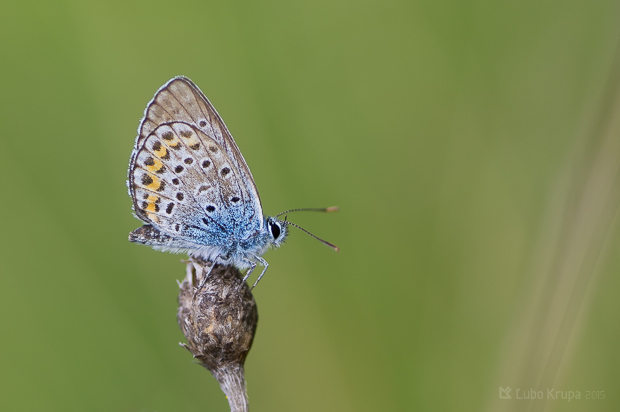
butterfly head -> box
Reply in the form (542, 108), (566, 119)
(266, 217), (288, 247)
(267, 207), (340, 252)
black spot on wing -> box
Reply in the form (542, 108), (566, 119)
(141, 174), (153, 185)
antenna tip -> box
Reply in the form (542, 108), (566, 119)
(334, 246), (340, 252)
(325, 206), (339, 212)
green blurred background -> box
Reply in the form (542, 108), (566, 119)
(1, 1), (620, 411)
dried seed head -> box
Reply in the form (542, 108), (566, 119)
(177, 258), (258, 411)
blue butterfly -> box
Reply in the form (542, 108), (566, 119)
(127, 76), (338, 287)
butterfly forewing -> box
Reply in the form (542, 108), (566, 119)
(129, 77), (264, 247)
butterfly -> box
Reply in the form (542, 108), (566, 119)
(127, 76), (338, 287)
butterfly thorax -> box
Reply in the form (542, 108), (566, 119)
(186, 216), (287, 269)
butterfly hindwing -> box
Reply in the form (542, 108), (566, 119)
(134, 76), (263, 232)
(128, 77), (266, 248)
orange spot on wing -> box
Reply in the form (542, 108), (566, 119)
(153, 145), (168, 159)
(146, 158), (164, 174)
(144, 176), (162, 191)
(145, 195), (160, 212)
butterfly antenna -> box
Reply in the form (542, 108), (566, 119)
(275, 206), (339, 218)
(283, 221), (340, 252)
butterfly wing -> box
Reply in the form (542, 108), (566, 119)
(128, 76), (264, 248)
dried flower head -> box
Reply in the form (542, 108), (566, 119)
(178, 257), (258, 411)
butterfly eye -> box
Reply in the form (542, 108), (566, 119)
(270, 221), (281, 240)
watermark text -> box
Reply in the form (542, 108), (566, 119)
(499, 387), (605, 402)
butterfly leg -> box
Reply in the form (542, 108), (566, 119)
(242, 259), (257, 284)
(250, 256), (269, 290)
(192, 257), (219, 299)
